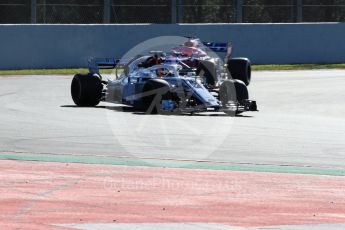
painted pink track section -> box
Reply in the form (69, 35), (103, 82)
(1, 160), (345, 229)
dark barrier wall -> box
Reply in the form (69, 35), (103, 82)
(1, 23), (345, 69)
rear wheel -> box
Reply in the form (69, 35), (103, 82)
(71, 73), (103, 107)
(227, 58), (251, 86)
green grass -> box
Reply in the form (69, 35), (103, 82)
(1, 64), (345, 75)
(0, 68), (114, 76)
(0, 68), (89, 75)
(252, 63), (345, 71)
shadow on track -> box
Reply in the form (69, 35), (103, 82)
(60, 105), (253, 118)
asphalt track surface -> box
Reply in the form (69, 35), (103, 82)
(0, 70), (344, 170)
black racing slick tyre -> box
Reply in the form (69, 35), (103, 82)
(71, 73), (103, 107)
(220, 79), (249, 116)
(196, 60), (217, 86)
(220, 79), (249, 104)
(141, 79), (171, 114)
(227, 58), (251, 86)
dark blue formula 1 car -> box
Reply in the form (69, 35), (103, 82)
(71, 54), (257, 115)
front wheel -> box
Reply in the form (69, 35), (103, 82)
(219, 79), (249, 116)
(71, 73), (103, 107)
(141, 79), (177, 114)
(220, 79), (249, 103)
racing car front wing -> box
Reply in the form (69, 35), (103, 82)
(222, 99), (258, 113)
(162, 99), (258, 115)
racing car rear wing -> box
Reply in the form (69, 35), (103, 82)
(88, 58), (121, 73)
(203, 42), (229, 52)
(203, 42), (232, 60)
